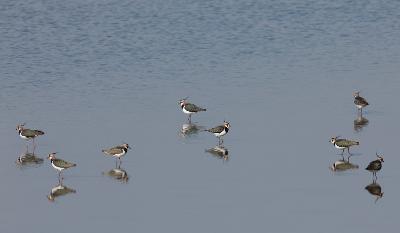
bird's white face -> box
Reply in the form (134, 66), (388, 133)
(353, 92), (360, 97)
(224, 122), (230, 128)
(122, 143), (130, 149)
(179, 100), (186, 107)
(330, 138), (336, 144)
(16, 124), (24, 132)
(378, 156), (384, 163)
(47, 153), (56, 160)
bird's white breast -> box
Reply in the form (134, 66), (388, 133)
(182, 107), (192, 115)
(51, 162), (64, 171)
(214, 130), (227, 137)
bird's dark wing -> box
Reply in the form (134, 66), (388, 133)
(21, 129), (44, 137)
(102, 147), (124, 155)
(354, 96), (369, 106)
(207, 125), (224, 133)
(366, 160), (381, 171)
(335, 139), (359, 147)
(185, 103), (206, 112)
(53, 159), (76, 169)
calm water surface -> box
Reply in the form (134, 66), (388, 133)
(1, 0), (400, 232)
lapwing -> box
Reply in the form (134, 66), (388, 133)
(330, 136), (359, 157)
(102, 143), (131, 165)
(366, 153), (384, 179)
(16, 123), (44, 151)
(179, 98), (206, 122)
(353, 91), (369, 115)
(47, 153), (76, 180)
(205, 121), (230, 145)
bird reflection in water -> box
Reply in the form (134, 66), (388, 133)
(365, 180), (383, 203)
(205, 146), (229, 161)
(47, 180), (76, 202)
(16, 152), (44, 168)
(330, 159), (359, 172)
(354, 115), (369, 132)
(103, 165), (129, 183)
(179, 122), (204, 138)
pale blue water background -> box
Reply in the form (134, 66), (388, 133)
(1, 0), (400, 232)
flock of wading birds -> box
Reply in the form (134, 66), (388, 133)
(329, 92), (385, 201)
(15, 93), (384, 199)
(15, 98), (231, 181)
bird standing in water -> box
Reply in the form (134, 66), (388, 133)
(47, 153), (76, 180)
(16, 123), (44, 152)
(206, 121), (231, 145)
(353, 91), (369, 115)
(366, 153), (384, 179)
(179, 98), (206, 123)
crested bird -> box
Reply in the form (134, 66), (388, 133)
(366, 153), (384, 179)
(47, 153), (76, 180)
(102, 143), (131, 165)
(179, 98), (206, 123)
(205, 121), (230, 145)
(330, 136), (359, 157)
(353, 91), (369, 115)
(16, 123), (44, 152)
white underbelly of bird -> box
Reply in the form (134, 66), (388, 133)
(51, 163), (64, 171)
(214, 130), (227, 137)
(334, 144), (346, 149)
(182, 108), (193, 115)
(113, 151), (126, 158)
(19, 133), (29, 140)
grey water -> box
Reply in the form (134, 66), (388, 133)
(1, 0), (400, 232)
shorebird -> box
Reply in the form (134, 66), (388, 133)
(179, 98), (206, 122)
(47, 153), (76, 180)
(353, 91), (369, 115)
(102, 143), (131, 165)
(330, 136), (359, 156)
(16, 123), (44, 151)
(366, 153), (384, 179)
(206, 121), (230, 145)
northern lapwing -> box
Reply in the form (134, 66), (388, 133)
(47, 153), (76, 180)
(330, 136), (359, 157)
(179, 98), (206, 122)
(206, 121), (230, 145)
(102, 143), (131, 165)
(366, 153), (384, 179)
(16, 123), (44, 151)
(353, 91), (369, 115)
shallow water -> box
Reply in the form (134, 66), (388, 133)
(1, 0), (400, 232)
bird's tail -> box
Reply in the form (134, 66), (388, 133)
(35, 130), (45, 135)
